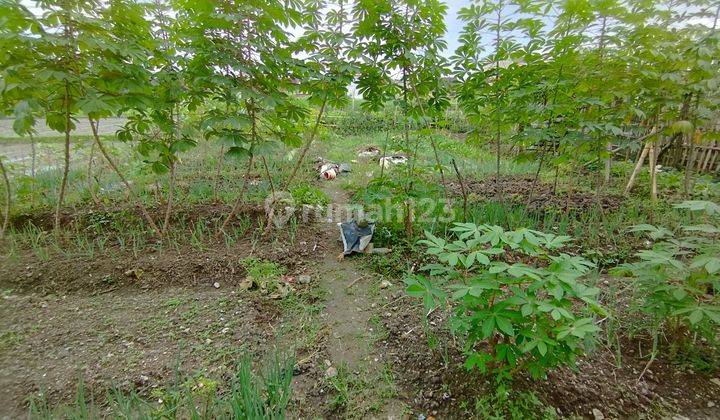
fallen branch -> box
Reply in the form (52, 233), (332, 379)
(347, 275), (367, 289)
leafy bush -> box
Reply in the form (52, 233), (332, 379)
(359, 171), (449, 241)
(474, 388), (558, 420)
(325, 104), (403, 135)
(611, 200), (720, 352)
(290, 184), (329, 207)
(405, 223), (602, 382)
(240, 258), (286, 281)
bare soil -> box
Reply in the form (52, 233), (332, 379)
(448, 175), (623, 213)
(0, 208), (323, 418)
(0, 287), (279, 418)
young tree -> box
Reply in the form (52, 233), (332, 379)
(353, 0), (449, 237)
(6, 0), (108, 233)
(83, 0), (163, 236)
(678, 1), (720, 195)
(453, 0), (540, 202)
(564, 0), (627, 201)
(283, 0), (356, 190)
(621, 0), (695, 200)
(174, 0), (307, 236)
(118, 0), (197, 237)
(0, 0), (41, 217)
(521, 1), (588, 202)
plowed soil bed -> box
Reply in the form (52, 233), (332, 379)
(448, 175), (623, 213)
(0, 207), (325, 418)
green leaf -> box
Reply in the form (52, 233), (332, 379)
(537, 341), (548, 356)
(688, 309), (703, 325)
(671, 288), (687, 301)
(482, 317), (495, 338)
(495, 317), (515, 336)
(705, 258), (720, 274)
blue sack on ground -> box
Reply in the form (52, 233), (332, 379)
(339, 220), (375, 255)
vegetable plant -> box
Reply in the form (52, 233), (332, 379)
(405, 222), (602, 382)
(612, 200), (720, 354)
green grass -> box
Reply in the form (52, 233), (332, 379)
(28, 351), (295, 419)
(472, 388), (558, 420)
(325, 362), (400, 417)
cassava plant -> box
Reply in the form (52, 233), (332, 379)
(119, 0), (196, 237)
(6, 0), (108, 233)
(81, 0), (163, 236)
(0, 1), (41, 217)
(405, 222), (602, 382)
(453, 0), (531, 202)
(611, 200), (720, 357)
(283, 0), (356, 189)
(180, 0), (308, 236)
(353, 0), (449, 238)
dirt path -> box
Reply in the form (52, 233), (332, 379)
(312, 181), (406, 417)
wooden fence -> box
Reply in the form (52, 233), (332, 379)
(677, 140), (720, 174)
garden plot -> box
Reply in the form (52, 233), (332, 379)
(0, 207), (327, 417)
(448, 175), (624, 213)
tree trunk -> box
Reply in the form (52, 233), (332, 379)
(409, 82), (449, 198)
(262, 156), (277, 235)
(218, 99), (258, 237)
(402, 67), (411, 188)
(625, 141), (650, 195)
(682, 133), (693, 196)
(649, 141), (657, 202)
(401, 66), (414, 239)
(212, 144), (225, 203)
(527, 144), (546, 205)
(0, 157), (10, 239)
(87, 139), (100, 207)
(284, 95), (327, 190)
(565, 162), (575, 214)
(494, 3), (503, 204)
(685, 93), (702, 196)
(604, 144), (612, 184)
(218, 154), (254, 236)
(29, 132), (36, 207)
(379, 128), (391, 179)
(55, 81), (72, 235)
(624, 127), (658, 194)
(30, 132), (36, 178)
(429, 135), (449, 202)
(89, 117), (161, 236)
(162, 160), (176, 236)
(451, 158), (468, 221)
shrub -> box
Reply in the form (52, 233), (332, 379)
(405, 223), (602, 382)
(240, 258), (286, 281)
(611, 200), (720, 353)
(290, 184), (329, 207)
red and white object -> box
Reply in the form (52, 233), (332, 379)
(320, 163), (338, 180)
